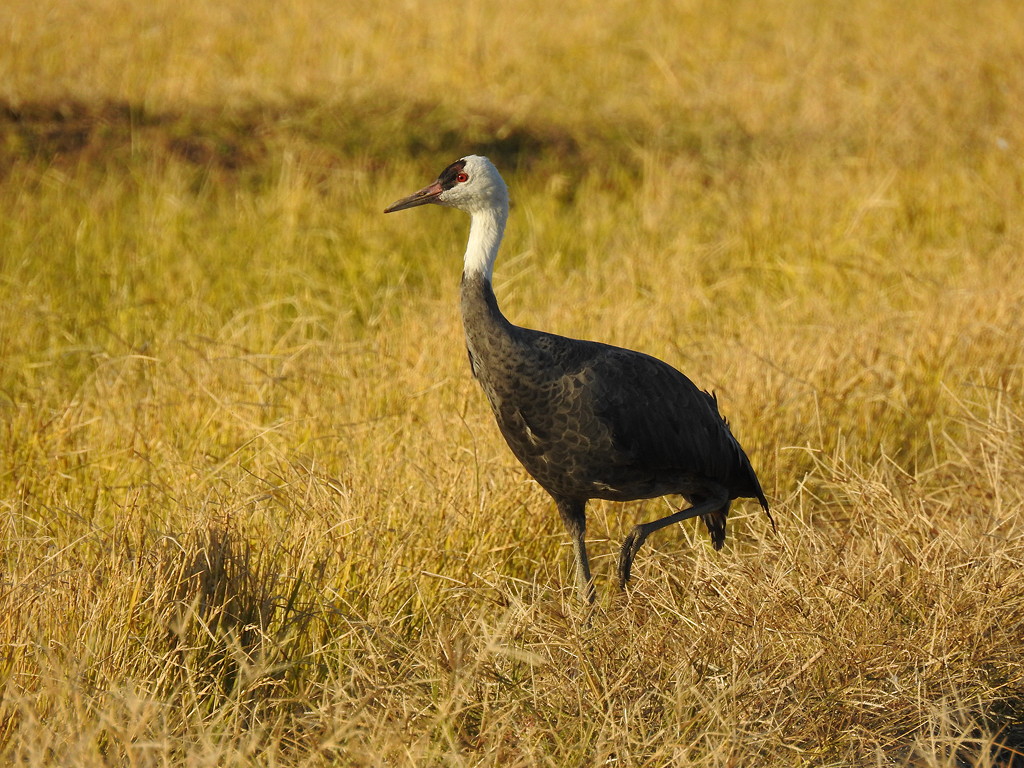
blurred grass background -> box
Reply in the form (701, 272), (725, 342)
(2, 0), (1024, 765)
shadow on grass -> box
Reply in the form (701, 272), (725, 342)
(0, 96), (588, 177)
(0, 93), (761, 181)
(988, 703), (1024, 767)
(894, 701), (1024, 768)
(158, 521), (331, 708)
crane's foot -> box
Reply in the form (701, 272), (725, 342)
(617, 525), (649, 590)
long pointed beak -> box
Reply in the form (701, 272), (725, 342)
(384, 180), (444, 213)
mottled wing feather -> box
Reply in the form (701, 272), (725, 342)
(520, 332), (765, 505)
(585, 348), (745, 487)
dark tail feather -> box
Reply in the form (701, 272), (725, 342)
(701, 503), (729, 550)
(758, 492), (777, 534)
(704, 494), (775, 548)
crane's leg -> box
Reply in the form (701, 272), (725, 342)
(556, 498), (595, 604)
(618, 495), (728, 590)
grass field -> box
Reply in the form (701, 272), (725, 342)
(2, 0), (1024, 764)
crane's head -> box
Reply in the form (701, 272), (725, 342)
(384, 155), (508, 216)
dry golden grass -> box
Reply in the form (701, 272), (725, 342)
(2, 0), (1024, 765)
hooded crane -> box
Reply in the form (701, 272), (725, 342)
(385, 155), (773, 603)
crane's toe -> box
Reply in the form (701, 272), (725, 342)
(617, 524), (649, 590)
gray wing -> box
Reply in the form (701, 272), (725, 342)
(521, 333), (766, 505)
(592, 349), (756, 488)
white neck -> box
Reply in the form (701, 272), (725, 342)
(462, 204), (508, 283)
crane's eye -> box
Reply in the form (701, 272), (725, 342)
(456, 172), (469, 183)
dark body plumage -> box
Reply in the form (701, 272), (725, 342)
(462, 273), (768, 540)
(386, 155), (772, 603)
